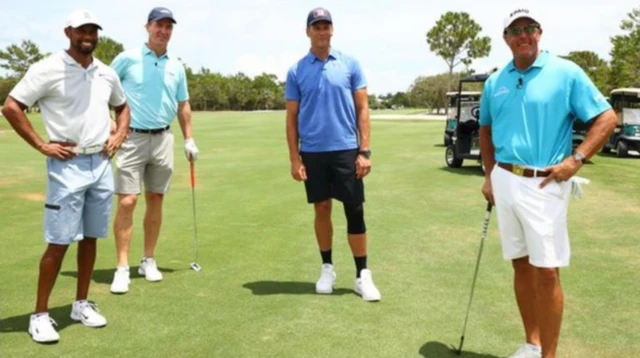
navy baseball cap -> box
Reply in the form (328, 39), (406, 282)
(148, 7), (176, 24)
(307, 7), (332, 26)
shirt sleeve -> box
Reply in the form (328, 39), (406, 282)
(570, 66), (611, 123)
(9, 63), (49, 107)
(350, 58), (367, 92)
(110, 53), (127, 81)
(108, 70), (127, 107)
(285, 67), (300, 102)
(479, 80), (493, 126)
(176, 66), (189, 102)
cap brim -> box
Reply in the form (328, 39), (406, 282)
(69, 22), (103, 30)
(149, 16), (177, 24)
(308, 18), (332, 26)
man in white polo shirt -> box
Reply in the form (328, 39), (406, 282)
(1, 10), (130, 344)
(109, 7), (198, 293)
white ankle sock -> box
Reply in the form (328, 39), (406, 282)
(526, 343), (541, 353)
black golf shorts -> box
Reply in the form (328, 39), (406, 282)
(299, 149), (364, 204)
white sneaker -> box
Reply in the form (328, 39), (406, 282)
(28, 314), (59, 343)
(355, 269), (381, 301)
(507, 344), (542, 358)
(138, 257), (163, 282)
(110, 267), (130, 294)
(70, 300), (107, 328)
(315, 264), (336, 294)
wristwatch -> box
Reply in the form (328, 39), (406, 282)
(573, 151), (586, 164)
(358, 149), (371, 159)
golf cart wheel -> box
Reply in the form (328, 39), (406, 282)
(617, 141), (628, 158)
(445, 145), (463, 168)
(444, 134), (452, 146)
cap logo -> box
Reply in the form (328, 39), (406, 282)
(83, 11), (91, 19)
(160, 9), (170, 14)
(510, 9), (529, 17)
(315, 9), (326, 17)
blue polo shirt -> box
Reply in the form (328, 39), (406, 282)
(285, 49), (367, 152)
(111, 44), (189, 130)
(479, 51), (611, 168)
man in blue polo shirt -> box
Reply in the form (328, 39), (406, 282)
(479, 9), (616, 358)
(109, 7), (199, 294)
(285, 7), (381, 302)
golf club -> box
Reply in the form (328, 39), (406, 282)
(189, 160), (202, 272)
(455, 202), (493, 355)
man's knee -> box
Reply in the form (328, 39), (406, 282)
(314, 200), (332, 218)
(343, 202), (366, 234)
(117, 194), (138, 213)
(534, 267), (560, 286)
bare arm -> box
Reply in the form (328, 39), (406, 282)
(177, 100), (193, 140)
(285, 100), (300, 162)
(354, 88), (370, 150)
(1, 96), (75, 159)
(479, 125), (496, 178)
(2, 96), (48, 152)
(574, 109), (617, 160)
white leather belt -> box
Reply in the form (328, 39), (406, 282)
(73, 145), (104, 155)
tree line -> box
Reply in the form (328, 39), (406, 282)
(1, 6), (639, 112)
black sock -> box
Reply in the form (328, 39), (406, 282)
(354, 256), (367, 278)
(320, 250), (332, 265)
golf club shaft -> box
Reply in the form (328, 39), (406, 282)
(457, 202), (492, 353)
(190, 161), (198, 263)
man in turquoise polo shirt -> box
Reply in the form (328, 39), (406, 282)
(285, 7), (381, 302)
(109, 7), (199, 294)
(479, 9), (617, 358)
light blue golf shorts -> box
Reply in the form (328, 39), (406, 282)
(44, 154), (114, 245)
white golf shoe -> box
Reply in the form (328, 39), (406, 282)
(110, 267), (131, 294)
(70, 300), (107, 328)
(355, 269), (381, 302)
(507, 344), (542, 358)
(28, 313), (59, 343)
(315, 264), (336, 294)
(138, 257), (163, 282)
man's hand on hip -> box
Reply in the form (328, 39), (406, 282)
(539, 157), (582, 188)
(103, 132), (126, 158)
(184, 138), (199, 161)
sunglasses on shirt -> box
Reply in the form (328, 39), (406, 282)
(504, 23), (540, 36)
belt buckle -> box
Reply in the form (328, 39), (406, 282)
(511, 164), (525, 176)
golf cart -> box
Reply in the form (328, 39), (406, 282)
(572, 117), (593, 150)
(601, 88), (640, 157)
(445, 73), (489, 172)
(443, 91), (482, 146)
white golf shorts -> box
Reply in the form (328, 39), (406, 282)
(491, 165), (572, 268)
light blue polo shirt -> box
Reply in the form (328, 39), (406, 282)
(285, 49), (367, 152)
(479, 51), (611, 168)
(111, 44), (189, 129)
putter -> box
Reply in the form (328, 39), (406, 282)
(455, 202), (493, 355)
(189, 160), (202, 272)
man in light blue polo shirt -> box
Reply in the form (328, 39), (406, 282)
(479, 9), (617, 358)
(109, 7), (199, 293)
(285, 7), (381, 302)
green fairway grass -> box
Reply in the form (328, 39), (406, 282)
(0, 112), (638, 357)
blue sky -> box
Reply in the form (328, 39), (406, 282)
(0, 0), (636, 95)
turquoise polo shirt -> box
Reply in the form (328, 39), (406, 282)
(285, 49), (367, 152)
(479, 51), (611, 168)
(110, 44), (189, 129)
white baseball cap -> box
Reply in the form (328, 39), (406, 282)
(65, 9), (102, 30)
(503, 8), (540, 29)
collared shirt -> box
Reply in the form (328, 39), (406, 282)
(10, 51), (126, 147)
(480, 51), (611, 168)
(111, 44), (189, 129)
(285, 49), (367, 152)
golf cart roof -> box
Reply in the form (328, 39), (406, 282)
(446, 91), (482, 97)
(460, 73), (491, 83)
(611, 88), (640, 97)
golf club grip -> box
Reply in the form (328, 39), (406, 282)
(486, 202), (493, 212)
(190, 161), (196, 188)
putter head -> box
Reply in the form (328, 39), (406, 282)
(190, 262), (202, 272)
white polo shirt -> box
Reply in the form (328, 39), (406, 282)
(10, 51), (126, 147)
